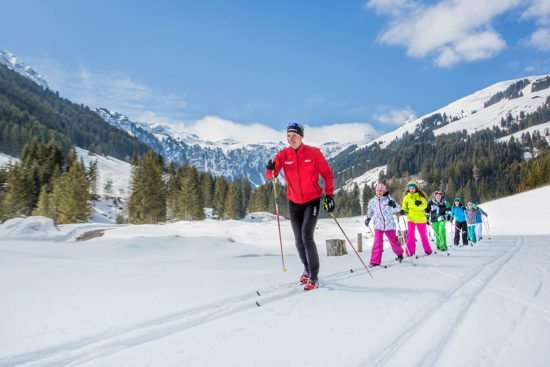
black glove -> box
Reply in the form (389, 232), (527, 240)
(446, 214), (451, 221)
(438, 203), (446, 209)
(414, 200), (422, 206)
(266, 159), (276, 170)
(323, 196), (335, 213)
(365, 217), (371, 227)
(387, 200), (396, 208)
(399, 209), (407, 216)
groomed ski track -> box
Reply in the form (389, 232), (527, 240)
(1, 235), (549, 367)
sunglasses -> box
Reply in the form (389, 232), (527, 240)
(434, 191), (443, 195)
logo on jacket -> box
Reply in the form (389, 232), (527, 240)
(284, 161), (294, 165)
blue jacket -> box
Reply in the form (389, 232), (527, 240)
(475, 207), (487, 223)
(451, 205), (466, 223)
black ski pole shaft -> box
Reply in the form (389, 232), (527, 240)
(329, 212), (373, 279)
(271, 173), (287, 272)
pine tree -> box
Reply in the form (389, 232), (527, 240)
(33, 186), (54, 219)
(87, 160), (99, 199)
(200, 172), (215, 209)
(52, 159), (91, 224)
(213, 176), (228, 219)
(222, 182), (240, 220)
(128, 150), (166, 224)
(175, 166), (204, 220)
(2, 163), (31, 218)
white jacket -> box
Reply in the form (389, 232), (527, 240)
(366, 194), (402, 231)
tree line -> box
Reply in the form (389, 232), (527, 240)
(0, 139), (92, 223)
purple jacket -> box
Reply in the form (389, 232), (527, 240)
(366, 194), (402, 231)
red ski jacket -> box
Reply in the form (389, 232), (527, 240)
(265, 144), (334, 204)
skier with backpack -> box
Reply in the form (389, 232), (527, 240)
(364, 183), (404, 267)
(450, 198), (468, 246)
(399, 180), (432, 256)
(426, 190), (451, 251)
(265, 122), (334, 291)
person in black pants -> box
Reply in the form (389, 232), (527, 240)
(265, 122), (335, 291)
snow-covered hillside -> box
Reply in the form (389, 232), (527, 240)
(76, 147), (131, 198)
(359, 75), (550, 150)
(0, 152), (18, 167)
(1, 186), (548, 366)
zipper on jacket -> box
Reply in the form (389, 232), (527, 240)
(378, 197), (386, 230)
(294, 148), (303, 202)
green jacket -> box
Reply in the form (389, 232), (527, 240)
(402, 192), (428, 223)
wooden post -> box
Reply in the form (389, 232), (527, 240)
(357, 233), (362, 252)
(326, 239), (347, 256)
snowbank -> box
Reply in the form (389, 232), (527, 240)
(480, 185), (550, 235)
(243, 212), (286, 222)
(0, 216), (61, 239)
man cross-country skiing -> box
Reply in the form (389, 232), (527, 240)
(265, 122), (335, 291)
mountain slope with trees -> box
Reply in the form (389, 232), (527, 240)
(0, 64), (150, 160)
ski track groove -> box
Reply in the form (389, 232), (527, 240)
(0, 258), (389, 367)
(365, 236), (523, 367)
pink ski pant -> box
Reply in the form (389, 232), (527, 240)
(370, 229), (404, 265)
(406, 222), (432, 255)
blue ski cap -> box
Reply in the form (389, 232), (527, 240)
(407, 180), (418, 188)
(287, 122), (304, 137)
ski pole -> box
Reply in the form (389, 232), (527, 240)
(367, 223), (375, 237)
(329, 212), (373, 279)
(396, 215), (411, 257)
(271, 173), (287, 272)
(483, 216), (491, 240)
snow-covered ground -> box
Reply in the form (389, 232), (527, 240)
(1, 186), (549, 367)
(0, 152), (18, 167)
(76, 147), (131, 198)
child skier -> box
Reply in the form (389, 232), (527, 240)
(451, 198), (468, 246)
(426, 190), (451, 251)
(473, 203), (488, 241)
(365, 183), (404, 266)
(465, 202), (479, 244)
(400, 180), (432, 256)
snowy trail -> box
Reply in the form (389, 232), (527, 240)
(1, 201), (549, 367)
(0, 258), (390, 367)
(369, 237), (523, 367)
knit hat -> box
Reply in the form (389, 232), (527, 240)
(287, 122), (304, 137)
(407, 180), (418, 188)
(375, 183), (387, 192)
(454, 197), (462, 203)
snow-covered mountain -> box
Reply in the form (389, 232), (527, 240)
(356, 75), (550, 150)
(0, 48), (48, 89)
(95, 108), (358, 186)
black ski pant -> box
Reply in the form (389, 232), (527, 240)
(454, 221), (468, 245)
(288, 197), (321, 281)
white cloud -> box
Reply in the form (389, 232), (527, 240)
(523, 27), (550, 51)
(365, 0), (530, 67)
(140, 114), (380, 146)
(525, 65), (536, 72)
(374, 107), (416, 126)
(30, 57), (187, 120)
(522, 0), (550, 25)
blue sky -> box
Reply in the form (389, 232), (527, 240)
(1, 0), (549, 142)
